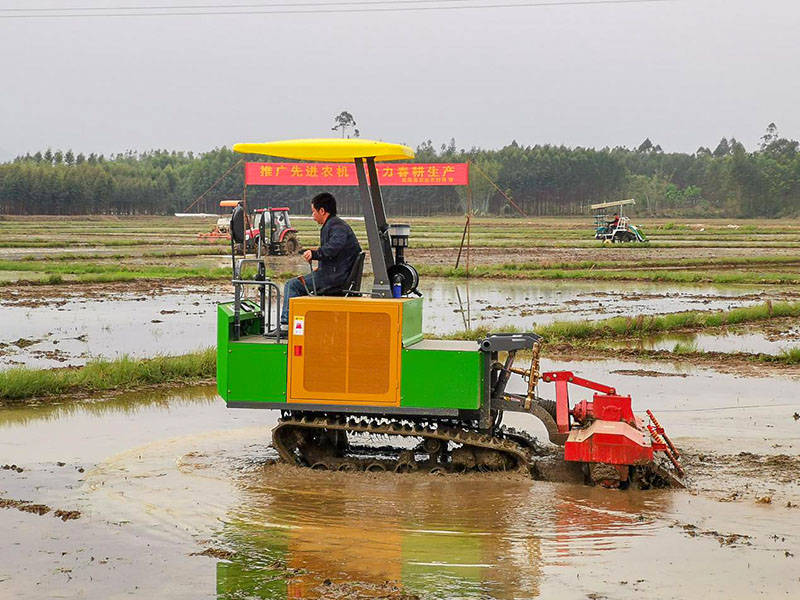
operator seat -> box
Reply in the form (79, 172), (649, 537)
(318, 251), (365, 297)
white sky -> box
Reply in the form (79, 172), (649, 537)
(1, 0), (798, 160)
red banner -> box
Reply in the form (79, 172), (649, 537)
(245, 162), (469, 187)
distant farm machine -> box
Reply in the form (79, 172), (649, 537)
(202, 201), (299, 256)
(216, 139), (682, 488)
(248, 206), (300, 256)
(591, 199), (647, 243)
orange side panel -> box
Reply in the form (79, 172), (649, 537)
(287, 297), (402, 406)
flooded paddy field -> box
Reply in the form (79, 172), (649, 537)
(1, 215), (799, 598)
(0, 283), (231, 369)
(420, 280), (800, 335)
(0, 361), (798, 599)
(3, 279), (800, 369)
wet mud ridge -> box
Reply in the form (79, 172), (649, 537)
(672, 521), (754, 547)
(686, 451), (800, 491)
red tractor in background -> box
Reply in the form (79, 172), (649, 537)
(203, 201), (299, 256)
(249, 207), (300, 256)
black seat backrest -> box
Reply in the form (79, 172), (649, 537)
(344, 251), (366, 296)
(319, 251), (365, 297)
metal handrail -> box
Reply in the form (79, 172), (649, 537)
(232, 258), (281, 342)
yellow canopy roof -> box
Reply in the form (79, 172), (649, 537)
(233, 138), (414, 162)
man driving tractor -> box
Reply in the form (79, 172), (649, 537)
(278, 192), (361, 333)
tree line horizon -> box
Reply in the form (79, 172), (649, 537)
(1, 124), (797, 218)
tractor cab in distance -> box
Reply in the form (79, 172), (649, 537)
(251, 207), (299, 256)
(210, 201), (298, 256)
(591, 199), (647, 243)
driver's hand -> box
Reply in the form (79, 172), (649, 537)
(303, 249), (313, 263)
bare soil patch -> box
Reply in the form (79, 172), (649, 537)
(611, 369), (689, 378)
(0, 280), (225, 305)
(0, 496), (81, 520)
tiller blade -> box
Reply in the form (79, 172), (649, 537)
(541, 371), (685, 488)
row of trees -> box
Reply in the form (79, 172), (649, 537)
(1, 125), (798, 217)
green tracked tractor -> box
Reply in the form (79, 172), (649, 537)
(217, 138), (682, 487)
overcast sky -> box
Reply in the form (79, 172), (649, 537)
(1, 0), (798, 161)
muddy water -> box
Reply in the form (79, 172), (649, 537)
(420, 279), (798, 334)
(0, 286), (231, 369)
(0, 362), (798, 599)
(3, 279), (797, 369)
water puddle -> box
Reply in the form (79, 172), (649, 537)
(0, 285), (231, 369)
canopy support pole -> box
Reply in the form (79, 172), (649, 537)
(354, 157), (393, 298)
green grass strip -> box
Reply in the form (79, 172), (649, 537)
(438, 300), (800, 343)
(0, 348), (216, 402)
(0, 238), (227, 248)
(0, 259), (231, 281)
(541, 344), (800, 366)
(418, 264), (800, 284)
(585, 345), (800, 366)
(18, 248), (229, 262)
(486, 255), (800, 272)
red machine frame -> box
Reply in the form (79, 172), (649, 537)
(542, 371), (683, 480)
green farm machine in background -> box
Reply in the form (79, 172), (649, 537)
(591, 199), (648, 243)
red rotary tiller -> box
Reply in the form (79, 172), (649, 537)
(541, 371), (684, 487)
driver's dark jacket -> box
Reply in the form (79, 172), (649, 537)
(310, 215), (362, 290)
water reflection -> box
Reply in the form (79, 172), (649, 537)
(605, 329), (800, 356)
(0, 383), (218, 428)
(213, 467), (671, 599)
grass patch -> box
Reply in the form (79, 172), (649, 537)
(540, 301), (800, 340)
(545, 344), (800, 366)
(501, 255), (800, 272)
(18, 248), (230, 262)
(0, 259), (231, 283)
(0, 348), (216, 402)
(437, 301), (800, 344)
(417, 263), (800, 284)
(435, 324), (524, 342)
(672, 341), (699, 354)
(763, 347), (800, 365)
(0, 238), (225, 248)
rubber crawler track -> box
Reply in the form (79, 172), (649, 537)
(272, 415), (543, 473)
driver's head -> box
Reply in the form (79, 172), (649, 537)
(311, 192), (336, 224)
